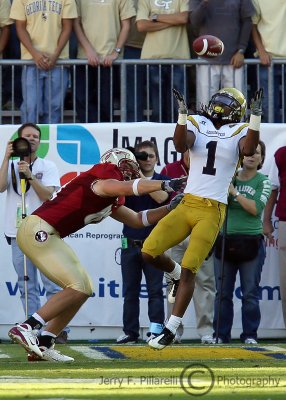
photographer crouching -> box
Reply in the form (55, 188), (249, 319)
(0, 123), (69, 351)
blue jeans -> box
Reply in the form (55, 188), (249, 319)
(121, 245), (164, 337)
(124, 46), (145, 122)
(21, 65), (68, 123)
(149, 65), (186, 122)
(11, 238), (62, 317)
(259, 64), (286, 122)
(75, 65), (119, 122)
(213, 237), (266, 342)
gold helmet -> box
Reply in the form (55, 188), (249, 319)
(206, 87), (247, 123)
(100, 148), (140, 181)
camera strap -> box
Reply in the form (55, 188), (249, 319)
(11, 157), (37, 196)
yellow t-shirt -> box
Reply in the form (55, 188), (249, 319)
(10, 0), (78, 60)
(252, 0), (286, 57)
(76, 0), (136, 59)
(0, 0), (13, 57)
(136, 0), (190, 59)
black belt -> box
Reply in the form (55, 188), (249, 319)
(127, 238), (145, 248)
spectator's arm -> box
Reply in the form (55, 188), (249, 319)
(0, 141), (13, 192)
(73, 17), (100, 66)
(231, 17), (252, 68)
(103, 18), (131, 66)
(263, 189), (278, 237)
(136, 11), (189, 33)
(0, 25), (10, 54)
(252, 24), (271, 65)
(48, 18), (73, 68)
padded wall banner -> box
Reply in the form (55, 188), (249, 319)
(0, 123), (284, 333)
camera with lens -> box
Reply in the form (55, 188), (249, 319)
(126, 146), (148, 161)
(12, 137), (31, 159)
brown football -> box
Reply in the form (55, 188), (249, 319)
(192, 35), (224, 58)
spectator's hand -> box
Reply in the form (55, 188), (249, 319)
(46, 53), (58, 69)
(33, 51), (50, 70)
(228, 183), (236, 196)
(231, 51), (244, 68)
(263, 220), (274, 240)
(258, 49), (272, 66)
(4, 141), (14, 161)
(18, 160), (33, 180)
(173, 88), (188, 114)
(250, 88), (263, 116)
(166, 193), (184, 211)
(86, 48), (100, 67)
(161, 176), (187, 192)
(102, 52), (118, 67)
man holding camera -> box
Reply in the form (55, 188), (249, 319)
(0, 123), (68, 347)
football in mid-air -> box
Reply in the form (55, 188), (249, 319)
(192, 35), (224, 58)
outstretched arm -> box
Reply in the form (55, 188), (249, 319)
(111, 193), (184, 228)
(172, 89), (196, 152)
(239, 88), (263, 156)
(93, 177), (187, 197)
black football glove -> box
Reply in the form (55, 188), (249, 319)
(172, 88), (188, 114)
(166, 193), (184, 211)
(161, 176), (187, 193)
(250, 88), (263, 116)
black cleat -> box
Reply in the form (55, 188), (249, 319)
(148, 327), (175, 350)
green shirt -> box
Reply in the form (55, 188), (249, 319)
(227, 172), (272, 235)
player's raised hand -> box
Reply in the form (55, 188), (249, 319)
(173, 88), (188, 114)
(250, 88), (263, 116)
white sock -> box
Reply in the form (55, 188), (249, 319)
(167, 262), (181, 280)
(41, 330), (57, 338)
(32, 312), (46, 326)
(166, 315), (182, 334)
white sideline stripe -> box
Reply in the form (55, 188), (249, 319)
(70, 345), (110, 359)
(261, 346), (286, 352)
(0, 354), (10, 358)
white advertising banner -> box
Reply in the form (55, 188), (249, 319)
(0, 123), (285, 336)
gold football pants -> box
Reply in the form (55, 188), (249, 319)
(142, 194), (226, 273)
(17, 215), (94, 296)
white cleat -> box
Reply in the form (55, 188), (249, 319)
(39, 345), (74, 362)
(8, 323), (42, 358)
(167, 279), (180, 304)
(148, 327), (175, 350)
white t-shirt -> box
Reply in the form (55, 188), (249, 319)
(4, 157), (60, 237)
(184, 115), (248, 204)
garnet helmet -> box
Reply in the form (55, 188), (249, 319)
(206, 87), (247, 123)
(100, 148), (140, 181)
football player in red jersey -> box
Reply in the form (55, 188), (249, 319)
(8, 148), (186, 362)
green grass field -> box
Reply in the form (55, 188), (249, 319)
(0, 340), (286, 399)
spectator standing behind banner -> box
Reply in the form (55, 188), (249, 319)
(251, 0), (286, 122)
(136, 0), (190, 122)
(161, 151), (215, 344)
(0, 123), (63, 319)
(189, 0), (255, 109)
(0, 0), (12, 56)
(73, 0), (135, 122)
(263, 146), (286, 327)
(117, 141), (169, 344)
(10, 0), (77, 123)
(213, 140), (271, 344)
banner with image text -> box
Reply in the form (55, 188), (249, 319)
(0, 122), (285, 336)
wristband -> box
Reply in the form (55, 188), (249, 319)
(141, 210), (151, 226)
(132, 178), (141, 196)
(249, 114), (261, 131)
(234, 191), (241, 199)
(178, 113), (187, 125)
